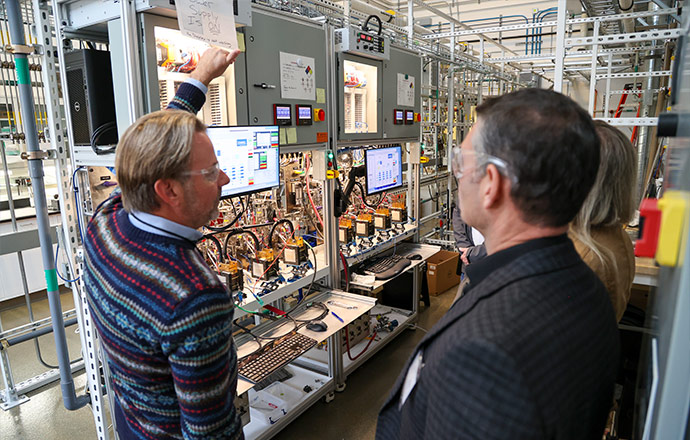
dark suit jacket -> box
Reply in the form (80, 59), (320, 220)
(376, 238), (619, 440)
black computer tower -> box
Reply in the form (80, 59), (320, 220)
(64, 49), (118, 146)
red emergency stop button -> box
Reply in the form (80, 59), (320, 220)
(415, 112), (421, 122)
(635, 198), (662, 258)
(314, 108), (325, 122)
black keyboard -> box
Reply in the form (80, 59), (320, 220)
(361, 254), (411, 280)
(238, 332), (317, 384)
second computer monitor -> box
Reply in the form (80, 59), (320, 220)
(206, 125), (280, 198)
(365, 145), (403, 195)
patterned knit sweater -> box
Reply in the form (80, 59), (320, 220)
(84, 82), (242, 439)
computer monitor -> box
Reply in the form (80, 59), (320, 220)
(364, 145), (403, 195)
(206, 125), (280, 198)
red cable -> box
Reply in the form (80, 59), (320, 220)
(345, 324), (377, 361)
(305, 155), (324, 229)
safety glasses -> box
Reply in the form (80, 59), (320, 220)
(180, 162), (221, 182)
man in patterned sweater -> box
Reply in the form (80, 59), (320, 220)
(84, 48), (244, 439)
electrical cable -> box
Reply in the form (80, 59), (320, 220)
(267, 219), (295, 247)
(233, 318), (263, 359)
(234, 312), (298, 342)
(305, 154), (324, 229)
(200, 234), (224, 263)
(90, 121), (117, 155)
(362, 14), (383, 35)
(284, 239), (319, 313)
(204, 197), (245, 232)
(345, 325), (377, 361)
(289, 301), (329, 323)
(222, 229), (260, 258)
(354, 181), (382, 208)
(55, 242), (80, 283)
(340, 251), (350, 292)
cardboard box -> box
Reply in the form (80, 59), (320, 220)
(426, 250), (461, 296)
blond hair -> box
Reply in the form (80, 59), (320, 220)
(571, 120), (637, 272)
(115, 110), (206, 213)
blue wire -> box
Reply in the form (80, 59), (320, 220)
(55, 241), (80, 283)
(53, 166), (86, 284)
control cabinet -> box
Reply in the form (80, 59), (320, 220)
(382, 46), (421, 140)
(337, 45), (421, 142)
(334, 26), (390, 61)
(243, 8), (329, 148)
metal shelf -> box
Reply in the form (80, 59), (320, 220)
(233, 244), (331, 320)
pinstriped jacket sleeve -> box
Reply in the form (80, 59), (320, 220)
(422, 339), (543, 440)
(161, 287), (242, 440)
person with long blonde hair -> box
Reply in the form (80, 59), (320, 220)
(569, 120), (637, 322)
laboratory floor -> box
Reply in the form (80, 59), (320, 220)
(0, 284), (456, 440)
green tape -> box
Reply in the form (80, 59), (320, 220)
(45, 268), (59, 292)
(15, 57), (30, 85)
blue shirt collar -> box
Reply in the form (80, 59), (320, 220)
(129, 211), (203, 242)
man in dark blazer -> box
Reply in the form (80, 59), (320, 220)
(376, 89), (619, 440)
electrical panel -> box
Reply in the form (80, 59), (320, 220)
(337, 46), (420, 141)
(382, 46), (421, 140)
(334, 27), (390, 61)
(243, 9), (329, 148)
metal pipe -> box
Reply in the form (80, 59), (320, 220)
(4, 0), (88, 411)
(553, 0), (568, 92)
(636, 2), (662, 202)
(0, 319), (78, 349)
(1, 140), (57, 370)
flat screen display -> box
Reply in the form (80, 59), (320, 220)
(275, 106), (291, 120)
(298, 106), (312, 119)
(364, 145), (403, 195)
(206, 125), (280, 198)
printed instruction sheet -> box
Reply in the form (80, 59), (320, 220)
(280, 52), (316, 101)
(397, 73), (415, 107)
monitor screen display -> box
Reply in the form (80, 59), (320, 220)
(298, 106), (312, 119)
(275, 106), (291, 120)
(396, 110), (403, 120)
(365, 146), (403, 195)
(206, 125), (280, 198)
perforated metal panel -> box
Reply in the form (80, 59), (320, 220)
(66, 68), (90, 145)
(158, 80), (169, 109)
(208, 83), (223, 126)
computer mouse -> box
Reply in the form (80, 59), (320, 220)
(306, 321), (328, 332)
(407, 254), (423, 260)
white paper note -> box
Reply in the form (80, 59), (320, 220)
(397, 73), (415, 107)
(280, 52), (316, 101)
(175, 0), (239, 51)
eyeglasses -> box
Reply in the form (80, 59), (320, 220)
(180, 162), (221, 182)
(452, 146), (515, 183)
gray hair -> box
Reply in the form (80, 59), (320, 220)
(472, 89), (600, 228)
(115, 110), (206, 213)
